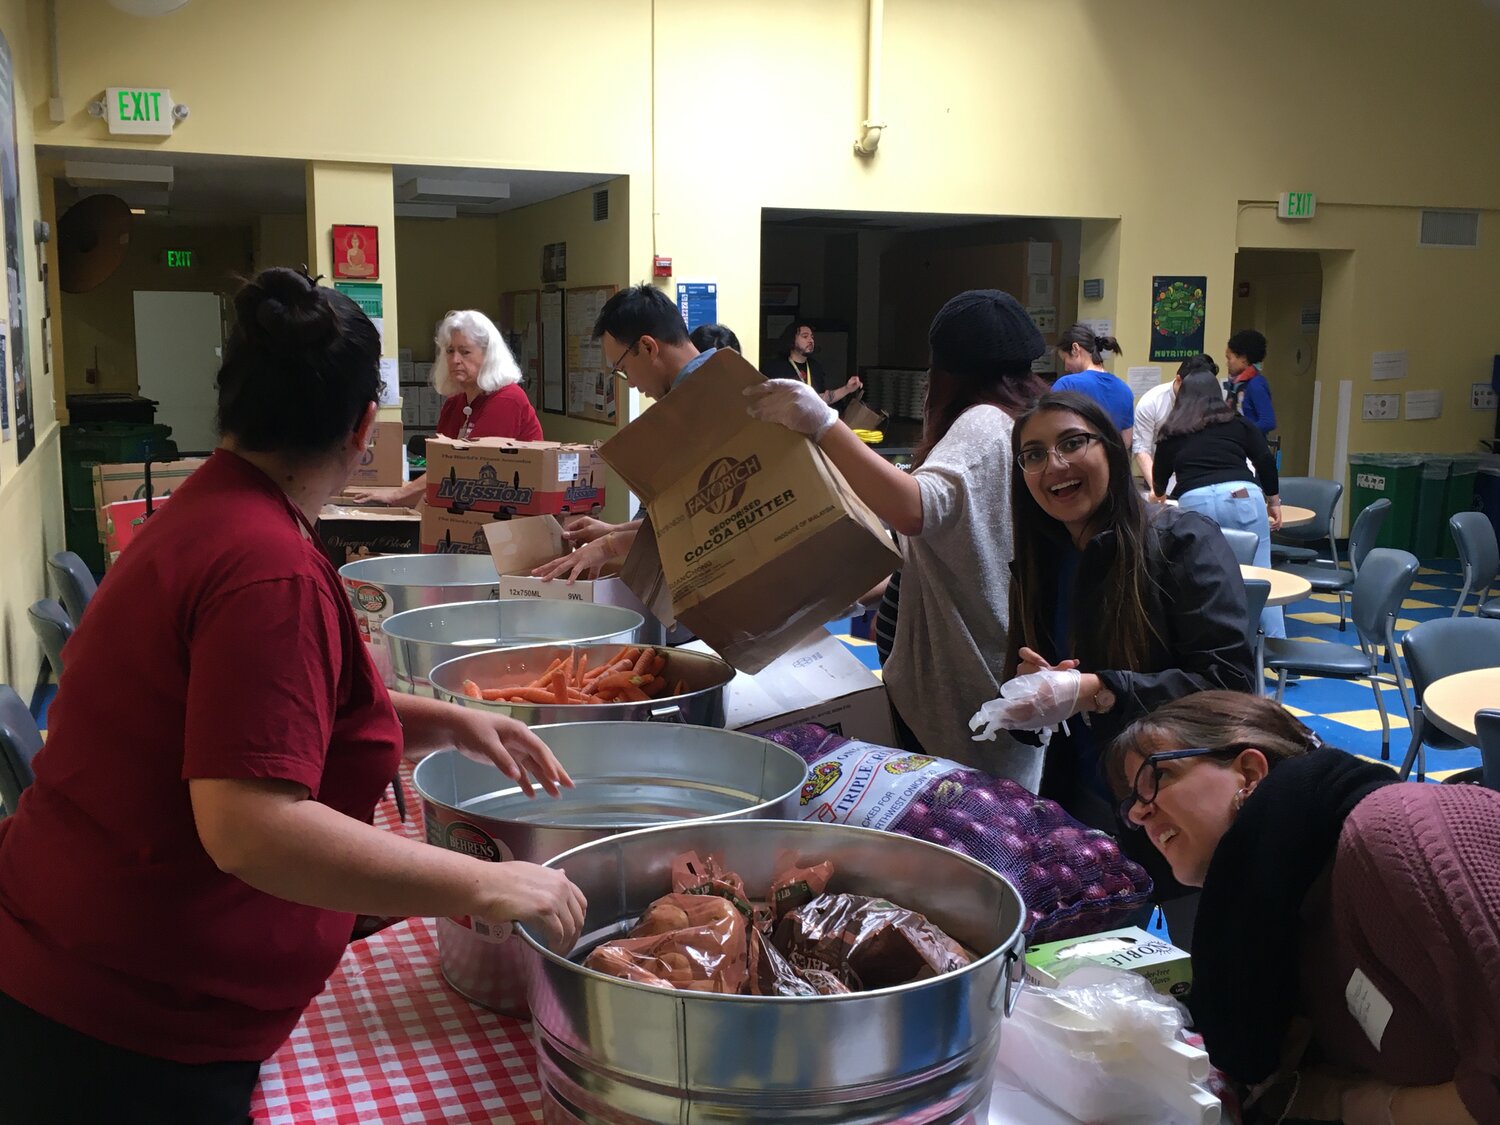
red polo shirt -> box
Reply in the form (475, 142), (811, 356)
(437, 383), (543, 441)
(0, 450), (401, 1062)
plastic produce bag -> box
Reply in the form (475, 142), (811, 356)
(584, 892), (750, 993)
(773, 893), (973, 991)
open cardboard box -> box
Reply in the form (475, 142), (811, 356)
(601, 349), (899, 673)
(317, 504), (421, 567)
(346, 420), (406, 488)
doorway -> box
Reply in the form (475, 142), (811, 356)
(133, 291), (224, 451)
(1230, 251), (1323, 476)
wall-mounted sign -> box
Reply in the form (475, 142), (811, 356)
(163, 249), (193, 269)
(331, 224), (378, 280)
(105, 87), (174, 136)
(1277, 191), (1316, 220)
(1149, 276), (1207, 362)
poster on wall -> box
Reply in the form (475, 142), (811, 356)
(331, 224), (379, 280)
(676, 281), (717, 333)
(1148, 275), (1207, 362)
(0, 31), (32, 462)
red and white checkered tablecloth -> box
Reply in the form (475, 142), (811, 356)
(250, 768), (546, 1124)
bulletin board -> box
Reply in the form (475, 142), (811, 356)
(540, 289), (565, 415)
(564, 285), (618, 424)
(500, 289), (542, 409)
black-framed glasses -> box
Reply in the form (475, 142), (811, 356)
(605, 338), (640, 377)
(1016, 432), (1101, 474)
(1118, 746), (1244, 827)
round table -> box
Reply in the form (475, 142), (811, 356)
(1241, 564), (1312, 607)
(1420, 667), (1500, 743)
(1279, 504), (1317, 529)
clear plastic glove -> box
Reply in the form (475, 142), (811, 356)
(969, 669), (1082, 740)
(743, 380), (838, 440)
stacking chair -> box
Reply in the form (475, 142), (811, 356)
(1220, 528), (1259, 565)
(1397, 617), (1500, 781)
(27, 599), (73, 679)
(1243, 578), (1271, 693)
(1265, 548), (1418, 760)
(1477, 710), (1500, 792)
(1450, 512), (1500, 619)
(47, 551), (97, 626)
(0, 685), (43, 815)
(1270, 477), (1343, 565)
(1278, 499), (1391, 631)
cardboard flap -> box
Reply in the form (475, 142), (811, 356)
(617, 516), (677, 627)
(599, 349), (768, 502)
(319, 505), (421, 523)
(483, 515), (565, 574)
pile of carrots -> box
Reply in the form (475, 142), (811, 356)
(460, 645), (687, 707)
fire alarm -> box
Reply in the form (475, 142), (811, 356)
(653, 255), (672, 278)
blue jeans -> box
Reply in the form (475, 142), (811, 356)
(1178, 480), (1287, 639)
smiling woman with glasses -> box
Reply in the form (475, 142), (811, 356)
(1105, 691), (1500, 1125)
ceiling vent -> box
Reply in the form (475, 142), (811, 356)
(396, 176), (510, 207)
(592, 189), (609, 222)
(1419, 209), (1479, 248)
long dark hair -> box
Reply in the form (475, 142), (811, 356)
(913, 365), (1051, 468)
(1056, 322), (1123, 365)
(1006, 391), (1160, 674)
(1158, 370), (1236, 439)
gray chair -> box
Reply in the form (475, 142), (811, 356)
(1478, 710), (1500, 792)
(1397, 617), (1500, 781)
(1220, 528), (1260, 565)
(0, 685), (42, 815)
(27, 599), (73, 679)
(1244, 578), (1271, 693)
(1271, 477), (1343, 565)
(1450, 512), (1500, 619)
(1278, 499), (1392, 631)
(47, 551), (97, 626)
(1265, 548), (1418, 760)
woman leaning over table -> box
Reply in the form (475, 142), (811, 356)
(745, 289), (1051, 781)
(1108, 691), (1500, 1125)
(0, 269), (584, 1124)
(348, 308), (542, 506)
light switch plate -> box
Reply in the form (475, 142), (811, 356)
(1362, 393), (1400, 421)
(1472, 383), (1497, 410)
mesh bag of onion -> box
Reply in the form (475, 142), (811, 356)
(762, 723), (1153, 943)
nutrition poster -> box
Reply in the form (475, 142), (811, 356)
(1148, 275), (1207, 362)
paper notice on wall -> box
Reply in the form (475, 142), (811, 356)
(1026, 273), (1053, 306)
(371, 316), (385, 350)
(1027, 242), (1052, 274)
(1371, 350), (1408, 381)
(1126, 365), (1163, 398)
(1404, 390), (1442, 420)
(1083, 319), (1114, 340)
(1027, 306), (1057, 334)
(378, 358), (400, 406)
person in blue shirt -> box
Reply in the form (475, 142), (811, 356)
(1225, 329), (1277, 436)
(1051, 323), (1133, 445)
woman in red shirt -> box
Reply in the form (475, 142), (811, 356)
(0, 270), (584, 1123)
(349, 308), (543, 506)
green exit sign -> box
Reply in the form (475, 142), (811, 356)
(1278, 191), (1316, 219)
(104, 86), (175, 136)
(163, 249), (194, 269)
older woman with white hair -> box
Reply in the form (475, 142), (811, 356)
(349, 309), (542, 506)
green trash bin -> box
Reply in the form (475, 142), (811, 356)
(1438, 456), (1482, 559)
(1349, 454), (1422, 551)
(1412, 457), (1453, 560)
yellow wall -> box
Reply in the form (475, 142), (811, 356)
(252, 213), (307, 276)
(394, 216), (501, 361)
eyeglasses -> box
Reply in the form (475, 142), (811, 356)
(1118, 746), (1244, 827)
(604, 339), (639, 378)
(1016, 432), (1101, 474)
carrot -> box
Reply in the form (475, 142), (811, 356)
(632, 648), (654, 675)
(672, 679), (687, 696)
(618, 685), (651, 702)
(641, 675), (667, 696)
(490, 687), (565, 705)
(552, 667), (568, 705)
(462, 679), (483, 700)
(591, 671), (640, 693)
(618, 646), (641, 667)
(576, 653), (589, 682)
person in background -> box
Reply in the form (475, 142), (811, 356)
(534, 285), (714, 580)
(1225, 328), (1276, 435)
(746, 290), (1051, 779)
(1153, 369), (1285, 639)
(1051, 323), (1133, 445)
(761, 321), (862, 406)
(689, 322), (741, 353)
(0, 270), (585, 1123)
(1132, 353), (1220, 498)
(1110, 691), (1500, 1125)
(348, 309), (541, 506)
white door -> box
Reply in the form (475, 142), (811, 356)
(133, 291), (224, 453)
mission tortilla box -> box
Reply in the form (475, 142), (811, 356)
(601, 347), (900, 674)
(1024, 926), (1192, 998)
(421, 505), (514, 555)
(423, 437), (606, 517)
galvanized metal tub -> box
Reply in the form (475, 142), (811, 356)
(339, 554), (504, 684)
(523, 820), (1028, 1125)
(429, 642), (734, 727)
(382, 600), (645, 696)
(413, 724), (808, 1017)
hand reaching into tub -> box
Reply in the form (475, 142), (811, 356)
(479, 861), (588, 954)
(390, 693), (574, 798)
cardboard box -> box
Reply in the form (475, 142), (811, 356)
(347, 420), (406, 488)
(421, 505), (514, 554)
(839, 393), (889, 433)
(316, 505), (421, 567)
(601, 349), (900, 673)
(681, 635), (896, 745)
(1024, 927), (1192, 999)
(102, 497), (164, 563)
(424, 437), (606, 516)
(91, 457), (206, 539)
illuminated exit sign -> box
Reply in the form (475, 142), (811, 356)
(1277, 191), (1316, 220)
(105, 87), (174, 136)
(163, 249), (193, 269)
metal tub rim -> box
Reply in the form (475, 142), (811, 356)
(382, 599), (645, 646)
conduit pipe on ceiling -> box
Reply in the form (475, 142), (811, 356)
(853, 0), (885, 156)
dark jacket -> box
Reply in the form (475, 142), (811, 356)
(761, 354), (829, 394)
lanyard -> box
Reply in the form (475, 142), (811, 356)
(790, 359), (810, 384)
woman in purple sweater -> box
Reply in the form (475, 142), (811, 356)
(1109, 691), (1499, 1125)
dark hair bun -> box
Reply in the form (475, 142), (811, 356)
(236, 267), (338, 357)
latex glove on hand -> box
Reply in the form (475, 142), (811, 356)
(969, 669), (1082, 741)
(743, 380), (838, 440)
